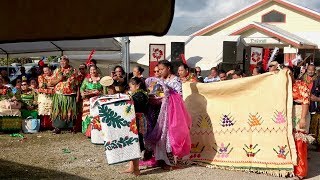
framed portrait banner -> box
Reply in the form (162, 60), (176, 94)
(149, 44), (166, 76)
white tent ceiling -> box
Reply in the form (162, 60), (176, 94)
(0, 38), (122, 58)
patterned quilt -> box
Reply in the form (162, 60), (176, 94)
(182, 70), (296, 177)
(92, 94), (141, 165)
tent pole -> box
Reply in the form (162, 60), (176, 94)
(122, 37), (130, 82)
(6, 53), (9, 75)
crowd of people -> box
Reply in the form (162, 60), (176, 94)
(0, 55), (319, 179)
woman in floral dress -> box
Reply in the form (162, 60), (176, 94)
(284, 66), (312, 179)
(80, 65), (103, 136)
(38, 66), (54, 130)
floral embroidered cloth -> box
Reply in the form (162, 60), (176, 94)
(183, 70), (297, 177)
(93, 94), (141, 165)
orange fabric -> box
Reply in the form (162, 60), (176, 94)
(306, 76), (314, 90)
(37, 75), (55, 94)
(293, 80), (310, 105)
(294, 139), (308, 178)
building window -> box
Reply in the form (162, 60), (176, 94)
(262, 10), (286, 23)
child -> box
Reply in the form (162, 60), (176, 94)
(123, 77), (148, 176)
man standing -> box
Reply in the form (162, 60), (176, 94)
(48, 56), (78, 134)
(75, 63), (87, 133)
(301, 64), (317, 90)
(307, 64), (320, 151)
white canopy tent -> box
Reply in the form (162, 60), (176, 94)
(0, 38), (122, 59)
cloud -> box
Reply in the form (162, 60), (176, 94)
(168, 0), (320, 35)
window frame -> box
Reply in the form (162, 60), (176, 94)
(261, 10), (286, 23)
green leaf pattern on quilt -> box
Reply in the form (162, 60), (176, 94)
(98, 105), (130, 128)
(114, 101), (126, 106)
(105, 136), (139, 151)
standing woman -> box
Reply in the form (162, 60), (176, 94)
(112, 65), (127, 93)
(146, 60), (191, 170)
(178, 63), (198, 83)
(132, 66), (145, 79)
(80, 65), (103, 136)
(283, 66), (312, 179)
(38, 66), (54, 130)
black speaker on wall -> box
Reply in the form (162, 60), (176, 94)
(171, 42), (185, 74)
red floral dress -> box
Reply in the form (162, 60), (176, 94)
(292, 80), (311, 179)
(38, 74), (54, 95)
(51, 67), (78, 95)
(292, 80), (310, 105)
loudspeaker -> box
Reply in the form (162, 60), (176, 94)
(223, 41), (237, 63)
(171, 42), (185, 74)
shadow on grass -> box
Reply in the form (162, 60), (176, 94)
(308, 148), (320, 179)
(0, 159), (88, 180)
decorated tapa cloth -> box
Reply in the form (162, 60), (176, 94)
(182, 70), (297, 177)
(0, 100), (21, 132)
(37, 93), (53, 116)
(93, 94), (141, 165)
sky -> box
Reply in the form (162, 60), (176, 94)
(167, 0), (320, 35)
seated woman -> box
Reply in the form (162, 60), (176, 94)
(0, 77), (21, 132)
(80, 65), (103, 136)
(0, 77), (21, 112)
(29, 78), (38, 92)
(178, 63), (198, 83)
(20, 80), (38, 120)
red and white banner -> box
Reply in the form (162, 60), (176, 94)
(149, 44), (165, 76)
(250, 47), (263, 72)
(250, 47), (263, 65)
